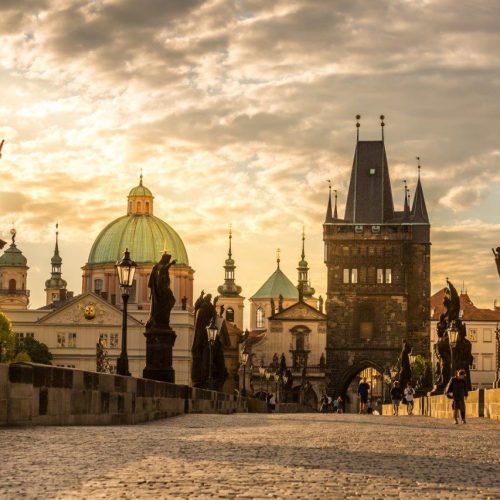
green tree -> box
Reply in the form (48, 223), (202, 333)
(16, 336), (53, 365)
(0, 312), (16, 362)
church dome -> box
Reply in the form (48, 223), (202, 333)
(0, 243), (27, 267)
(87, 215), (188, 265)
(87, 177), (188, 266)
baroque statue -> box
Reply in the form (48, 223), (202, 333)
(398, 339), (412, 390)
(146, 253), (176, 329)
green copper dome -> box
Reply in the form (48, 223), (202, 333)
(87, 214), (189, 266)
(0, 243), (27, 267)
(129, 184), (153, 197)
(251, 266), (298, 299)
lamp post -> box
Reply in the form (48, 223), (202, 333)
(259, 365), (265, 393)
(115, 248), (136, 376)
(283, 373), (289, 403)
(241, 350), (249, 396)
(206, 318), (218, 390)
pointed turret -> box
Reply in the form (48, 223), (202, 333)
(45, 223), (68, 304)
(324, 181), (333, 223)
(217, 226), (242, 297)
(403, 180), (410, 220)
(411, 159), (429, 223)
(333, 189), (339, 220)
(297, 228), (315, 299)
(344, 116), (395, 223)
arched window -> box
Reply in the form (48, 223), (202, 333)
(8, 279), (16, 292)
(145, 201), (150, 213)
(256, 307), (264, 329)
(226, 307), (234, 322)
(129, 201), (133, 213)
(137, 201), (142, 212)
(94, 279), (103, 294)
(296, 333), (305, 351)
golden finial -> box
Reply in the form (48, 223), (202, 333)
(276, 248), (281, 268)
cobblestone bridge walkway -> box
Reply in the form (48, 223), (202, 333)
(2, 413), (499, 498)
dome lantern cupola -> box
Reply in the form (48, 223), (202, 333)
(45, 223), (67, 304)
(127, 174), (154, 215)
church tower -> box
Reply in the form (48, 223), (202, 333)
(323, 116), (431, 398)
(45, 224), (68, 305)
(0, 228), (29, 310)
(297, 228), (315, 301)
(217, 227), (245, 330)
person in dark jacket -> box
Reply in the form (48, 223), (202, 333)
(390, 381), (403, 416)
(446, 369), (468, 424)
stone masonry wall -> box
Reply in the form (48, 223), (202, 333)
(0, 362), (250, 426)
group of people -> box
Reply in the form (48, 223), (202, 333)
(319, 394), (344, 413)
(389, 381), (416, 416)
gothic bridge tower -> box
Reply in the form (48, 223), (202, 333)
(323, 116), (431, 399)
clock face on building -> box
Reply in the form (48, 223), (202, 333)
(84, 304), (96, 320)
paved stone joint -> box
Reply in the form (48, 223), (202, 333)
(2, 414), (499, 498)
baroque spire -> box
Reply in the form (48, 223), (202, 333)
(217, 225), (242, 297)
(297, 229), (315, 299)
(411, 157), (429, 223)
(325, 180), (333, 223)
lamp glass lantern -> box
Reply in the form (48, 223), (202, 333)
(259, 366), (265, 377)
(409, 354), (417, 365)
(390, 369), (398, 379)
(448, 327), (459, 346)
(206, 319), (218, 343)
(274, 372), (279, 382)
(265, 370), (271, 381)
(116, 248), (137, 291)
(241, 351), (249, 365)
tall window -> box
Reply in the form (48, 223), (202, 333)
(483, 329), (492, 342)
(145, 202), (150, 213)
(256, 307), (265, 329)
(8, 279), (16, 291)
(343, 269), (350, 284)
(385, 268), (392, 284)
(376, 269), (384, 283)
(57, 333), (66, 348)
(226, 307), (235, 322)
(68, 333), (77, 348)
(483, 354), (493, 371)
(129, 279), (137, 303)
(94, 279), (103, 293)
(137, 201), (142, 212)
(351, 268), (358, 284)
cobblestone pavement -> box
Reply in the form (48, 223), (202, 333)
(1, 413), (499, 499)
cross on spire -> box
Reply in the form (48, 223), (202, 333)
(276, 248), (281, 268)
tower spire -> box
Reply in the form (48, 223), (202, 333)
(324, 180), (333, 223)
(297, 229), (315, 299)
(356, 114), (361, 142)
(217, 225), (242, 298)
(411, 157), (429, 223)
(380, 114), (385, 142)
(403, 180), (410, 216)
(333, 189), (338, 220)
(45, 222), (67, 304)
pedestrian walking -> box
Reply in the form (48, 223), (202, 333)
(333, 397), (339, 413)
(390, 381), (403, 416)
(446, 369), (468, 424)
(336, 396), (343, 414)
(404, 382), (416, 415)
(357, 377), (370, 414)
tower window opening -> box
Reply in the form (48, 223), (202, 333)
(8, 279), (16, 292)
(226, 307), (234, 322)
(137, 201), (142, 212)
(343, 269), (350, 284)
(351, 268), (358, 284)
(256, 307), (265, 329)
(385, 268), (392, 284)
(94, 279), (103, 293)
(145, 201), (150, 213)
(377, 269), (384, 284)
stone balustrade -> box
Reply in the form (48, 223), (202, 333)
(382, 388), (500, 419)
(0, 362), (253, 426)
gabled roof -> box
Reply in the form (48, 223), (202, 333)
(251, 267), (299, 300)
(36, 291), (143, 326)
(431, 289), (500, 322)
(344, 140), (395, 223)
(271, 300), (326, 321)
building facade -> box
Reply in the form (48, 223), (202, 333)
(431, 288), (500, 388)
(324, 123), (431, 399)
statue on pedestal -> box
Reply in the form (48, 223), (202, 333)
(143, 252), (177, 383)
(398, 340), (412, 390)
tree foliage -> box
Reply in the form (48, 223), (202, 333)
(16, 337), (53, 365)
(0, 312), (16, 362)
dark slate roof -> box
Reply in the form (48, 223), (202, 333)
(411, 178), (429, 223)
(344, 141), (394, 223)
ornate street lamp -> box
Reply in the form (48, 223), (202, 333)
(241, 350), (249, 397)
(448, 325), (459, 347)
(409, 354), (417, 365)
(206, 318), (218, 390)
(115, 248), (136, 376)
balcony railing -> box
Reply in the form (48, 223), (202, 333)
(0, 288), (30, 296)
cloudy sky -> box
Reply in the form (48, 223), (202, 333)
(1, 0), (499, 316)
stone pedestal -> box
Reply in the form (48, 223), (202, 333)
(143, 327), (177, 383)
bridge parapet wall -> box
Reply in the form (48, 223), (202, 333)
(0, 362), (251, 426)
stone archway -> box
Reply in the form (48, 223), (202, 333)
(338, 360), (385, 413)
